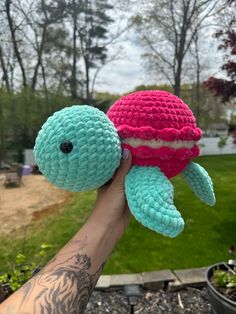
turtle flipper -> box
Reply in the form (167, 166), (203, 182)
(125, 166), (184, 237)
(183, 162), (215, 206)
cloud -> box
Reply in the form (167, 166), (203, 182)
(95, 40), (146, 94)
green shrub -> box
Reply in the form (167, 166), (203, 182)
(0, 243), (52, 291)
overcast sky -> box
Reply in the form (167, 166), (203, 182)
(95, 39), (146, 94)
(93, 34), (223, 95)
(92, 5), (148, 95)
(93, 32), (148, 94)
(92, 3), (225, 96)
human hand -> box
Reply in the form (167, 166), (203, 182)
(90, 148), (132, 239)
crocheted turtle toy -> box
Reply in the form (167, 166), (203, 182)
(34, 90), (215, 237)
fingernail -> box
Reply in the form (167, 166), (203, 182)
(122, 148), (130, 160)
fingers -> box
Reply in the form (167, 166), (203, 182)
(111, 148), (132, 189)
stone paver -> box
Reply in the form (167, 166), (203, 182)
(173, 267), (208, 287)
(95, 267), (208, 290)
(142, 270), (177, 290)
(96, 275), (111, 288)
(110, 274), (143, 286)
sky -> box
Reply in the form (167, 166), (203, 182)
(92, 2), (225, 96)
(93, 31), (223, 96)
(92, 4), (148, 95)
(95, 39), (146, 94)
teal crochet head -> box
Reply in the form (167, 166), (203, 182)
(34, 105), (121, 192)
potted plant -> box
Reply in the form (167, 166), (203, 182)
(206, 261), (236, 314)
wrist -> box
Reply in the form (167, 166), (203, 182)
(87, 209), (123, 242)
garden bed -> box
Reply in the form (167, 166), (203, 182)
(85, 287), (211, 313)
(0, 283), (211, 313)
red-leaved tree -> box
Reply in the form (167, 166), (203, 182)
(204, 1), (236, 103)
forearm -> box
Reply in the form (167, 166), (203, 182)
(0, 211), (121, 314)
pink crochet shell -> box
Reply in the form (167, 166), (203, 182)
(107, 90), (202, 178)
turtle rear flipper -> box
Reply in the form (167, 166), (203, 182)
(183, 162), (215, 206)
(125, 166), (184, 237)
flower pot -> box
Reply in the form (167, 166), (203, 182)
(206, 262), (236, 314)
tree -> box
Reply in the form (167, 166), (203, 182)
(190, 31), (202, 122)
(4, 0), (28, 88)
(204, 1), (236, 117)
(0, 0), (127, 162)
(30, 0), (62, 92)
(71, 0), (114, 103)
(68, 0), (80, 99)
(0, 0), (121, 100)
(0, 45), (10, 92)
(134, 0), (219, 96)
(16, 0), (67, 94)
(41, 0), (116, 101)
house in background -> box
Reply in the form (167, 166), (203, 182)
(204, 123), (229, 137)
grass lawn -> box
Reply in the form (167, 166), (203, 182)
(0, 155), (236, 275)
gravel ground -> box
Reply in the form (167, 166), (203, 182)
(85, 287), (212, 314)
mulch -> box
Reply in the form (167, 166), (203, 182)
(85, 286), (212, 313)
(1, 282), (212, 313)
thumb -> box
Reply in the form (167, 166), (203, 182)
(111, 148), (132, 188)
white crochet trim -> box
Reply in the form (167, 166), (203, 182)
(123, 138), (196, 149)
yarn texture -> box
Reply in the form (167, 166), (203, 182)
(34, 90), (215, 238)
(125, 166), (184, 237)
(107, 90), (202, 178)
(34, 105), (121, 192)
(183, 162), (215, 206)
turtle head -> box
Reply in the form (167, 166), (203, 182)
(34, 105), (121, 191)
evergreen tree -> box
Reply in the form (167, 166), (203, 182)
(67, 0), (113, 102)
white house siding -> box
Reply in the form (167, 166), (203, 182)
(23, 138), (236, 164)
(199, 137), (236, 156)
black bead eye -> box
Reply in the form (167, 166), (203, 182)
(60, 141), (73, 153)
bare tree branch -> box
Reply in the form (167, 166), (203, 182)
(134, 0), (220, 96)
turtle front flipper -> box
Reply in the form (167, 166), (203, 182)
(125, 166), (184, 237)
(183, 162), (215, 206)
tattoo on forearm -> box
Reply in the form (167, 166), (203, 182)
(19, 252), (104, 314)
